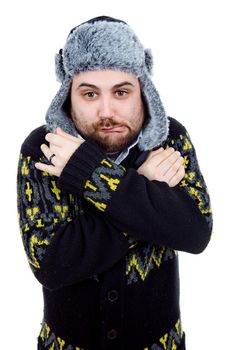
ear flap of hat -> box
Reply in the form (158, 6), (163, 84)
(138, 72), (169, 150)
(55, 49), (66, 83)
(45, 76), (80, 137)
(144, 49), (153, 75)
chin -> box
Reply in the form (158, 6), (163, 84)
(87, 129), (140, 153)
(98, 138), (133, 153)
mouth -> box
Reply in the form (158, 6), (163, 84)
(100, 125), (127, 133)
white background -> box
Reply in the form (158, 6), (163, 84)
(0, 0), (232, 349)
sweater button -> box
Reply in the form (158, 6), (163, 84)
(107, 329), (118, 340)
(107, 290), (118, 302)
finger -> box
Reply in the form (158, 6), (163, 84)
(148, 147), (175, 169)
(35, 162), (60, 177)
(152, 147), (175, 161)
(158, 151), (182, 175)
(45, 133), (64, 147)
(49, 144), (60, 156)
(168, 165), (185, 187)
(40, 144), (53, 160)
(153, 147), (165, 154)
(145, 148), (164, 162)
(164, 154), (184, 176)
(163, 156), (183, 184)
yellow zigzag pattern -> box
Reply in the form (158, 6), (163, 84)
(143, 319), (183, 350)
(29, 234), (50, 269)
(40, 318), (182, 350)
(39, 321), (85, 350)
(126, 247), (176, 282)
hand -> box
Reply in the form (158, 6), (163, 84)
(137, 147), (185, 187)
(35, 127), (84, 177)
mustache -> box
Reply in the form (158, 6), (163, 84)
(93, 118), (128, 130)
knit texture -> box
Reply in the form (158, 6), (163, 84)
(58, 140), (105, 194)
(38, 318), (184, 350)
(17, 117), (212, 349)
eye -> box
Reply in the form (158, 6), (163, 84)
(115, 90), (127, 97)
(84, 91), (97, 99)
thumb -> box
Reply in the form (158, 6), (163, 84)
(56, 127), (68, 136)
(56, 127), (84, 144)
(56, 127), (77, 140)
(146, 147), (164, 160)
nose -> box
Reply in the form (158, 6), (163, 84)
(98, 96), (115, 119)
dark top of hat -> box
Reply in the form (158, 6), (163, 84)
(69, 16), (127, 37)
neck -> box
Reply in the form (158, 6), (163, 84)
(106, 151), (121, 160)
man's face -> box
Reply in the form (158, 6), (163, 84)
(70, 70), (145, 153)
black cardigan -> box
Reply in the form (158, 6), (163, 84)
(17, 117), (212, 350)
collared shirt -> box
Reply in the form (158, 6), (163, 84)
(112, 132), (142, 165)
(77, 131), (142, 165)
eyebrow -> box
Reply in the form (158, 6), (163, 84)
(77, 81), (135, 90)
(113, 81), (135, 89)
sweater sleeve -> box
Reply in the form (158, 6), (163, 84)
(17, 139), (131, 291)
(60, 119), (212, 254)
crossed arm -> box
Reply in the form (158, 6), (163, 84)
(35, 127), (185, 187)
(18, 123), (212, 289)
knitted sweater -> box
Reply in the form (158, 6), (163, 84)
(17, 117), (212, 350)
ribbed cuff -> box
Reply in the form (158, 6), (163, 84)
(58, 140), (105, 194)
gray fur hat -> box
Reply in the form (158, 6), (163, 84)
(46, 16), (169, 150)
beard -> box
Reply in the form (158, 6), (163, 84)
(74, 117), (143, 153)
(89, 131), (139, 153)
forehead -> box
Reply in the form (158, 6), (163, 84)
(72, 69), (140, 89)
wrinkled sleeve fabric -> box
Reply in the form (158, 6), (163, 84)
(59, 118), (212, 254)
(17, 127), (131, 291)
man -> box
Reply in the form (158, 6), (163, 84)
(17, 16), (212, 350)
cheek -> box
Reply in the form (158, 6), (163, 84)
(128, 103), (145, 127)
(71, 103), (95, 127)
(73, 115), (92, 132)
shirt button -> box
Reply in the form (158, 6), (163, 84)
(107, 290), (119, 302)
(107, 329), (118, 340)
